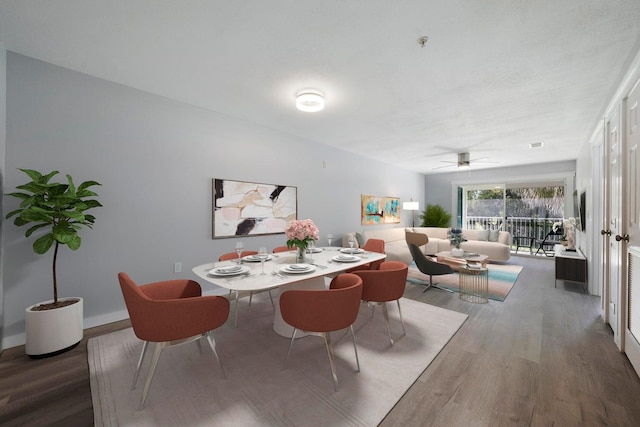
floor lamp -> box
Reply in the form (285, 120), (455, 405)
(403, 201), (420, 227)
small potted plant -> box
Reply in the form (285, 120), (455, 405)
(5, 169), (102, 357)
(448, 228), (467, 257)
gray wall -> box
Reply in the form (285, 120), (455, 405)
(424, 161), (577, 223)
(0, 43), (6, 348)
(1, 53), (424, 348)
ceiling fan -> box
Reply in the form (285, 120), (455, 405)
(433, 152), (498, 170)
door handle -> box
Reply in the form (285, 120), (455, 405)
(615, 234), (629, 242)
(601, 229), (612, 236)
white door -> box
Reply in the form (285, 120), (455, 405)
(607, 104), (623, 348)
(601, 120), (611, 319)
(624, 78), (640, 372)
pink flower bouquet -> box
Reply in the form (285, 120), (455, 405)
(285, 219), (319, 251)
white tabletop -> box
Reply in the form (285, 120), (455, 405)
(192, 247), (386, 292)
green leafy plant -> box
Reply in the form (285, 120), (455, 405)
(420, 204), (452, 227)
(5, 169), (102, 307)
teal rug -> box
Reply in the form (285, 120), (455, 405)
(407, 262), (523, 301)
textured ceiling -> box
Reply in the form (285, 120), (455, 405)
(1, 1), (639, 174)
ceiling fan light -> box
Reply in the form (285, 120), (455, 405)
(296, 89), (325, 112)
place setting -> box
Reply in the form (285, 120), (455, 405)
(242, 253), (274, 262)
(207, 264), (251, 277)
(278, 263), (317, 275)
(339, 247), (365, 255)
(331, 254), (361, 263)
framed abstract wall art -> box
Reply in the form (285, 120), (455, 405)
(361, 194), (400, 225)
(213, 178), (297, 238)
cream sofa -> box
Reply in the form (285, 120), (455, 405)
(351, 227), (511, 265)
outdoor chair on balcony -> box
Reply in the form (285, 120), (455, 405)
(513, 235), (536, 254)
(535, 229), (563, 256)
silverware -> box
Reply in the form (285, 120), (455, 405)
(226, 272), (253, 282)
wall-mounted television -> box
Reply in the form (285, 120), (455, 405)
(579, 191), (586, 231)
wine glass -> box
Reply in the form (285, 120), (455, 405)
(327, 233), (333, 247)
(235, 241), (244, 264)
(348, 236), (356, 254)
(257, 246), (268, 275)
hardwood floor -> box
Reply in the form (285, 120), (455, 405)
(1, 256), (640, 426)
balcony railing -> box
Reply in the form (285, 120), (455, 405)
(464, 216), (563, 241)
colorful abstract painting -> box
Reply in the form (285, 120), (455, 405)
(361, 195), (400, 225)
(213, 179), (297, 238)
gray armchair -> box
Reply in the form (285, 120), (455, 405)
(407, 242), (454, 293)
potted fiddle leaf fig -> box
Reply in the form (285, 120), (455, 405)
(5, 168), (102, 357)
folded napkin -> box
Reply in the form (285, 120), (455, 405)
(337, 255), (356, 260)
(289, 264), (310, 270)
(216, 265), (242, 273)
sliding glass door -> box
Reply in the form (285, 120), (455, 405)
(460, 181), (565, 240)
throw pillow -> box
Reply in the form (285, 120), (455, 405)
(355, 232), (366, 247)
(489, 229), (500, 242)
(476, 229), (490, 241)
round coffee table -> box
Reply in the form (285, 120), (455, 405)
(435, 251), (489, 271)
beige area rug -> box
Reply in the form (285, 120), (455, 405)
(88, 297), (467, 426)
(407, 262), (524, 301)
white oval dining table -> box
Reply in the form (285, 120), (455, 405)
(192, 248), (386, 337)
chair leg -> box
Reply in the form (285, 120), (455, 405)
(268, 289), (275, 309)
(250, 290), (274, 309)
(381, 303), (394, 346)
(284, 328), (299, 369)
(349, 325), (361, 373)
(233, 290), (240, 327)
(424, 274), (454, 293)
(204, 332), (226, 379)
(131, 340), (149, 390)
(323, 332), (339, 391)
(396, 299), (407, 337)
(139, 341), (167, 410)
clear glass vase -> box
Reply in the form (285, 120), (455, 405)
(296, 246), (306, 263)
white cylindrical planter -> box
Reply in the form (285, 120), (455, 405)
(25, 297), (83, 358)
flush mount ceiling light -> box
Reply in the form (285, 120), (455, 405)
(529, 141), (544, 149)
(296, 89), (325, 112)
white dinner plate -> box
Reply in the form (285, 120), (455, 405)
(339, 248), (365, 254)
(242, 254), (272, 262)
(208, 265), (250, 276)
(280, 264), (317, 274)
(332, 254), (361, 263)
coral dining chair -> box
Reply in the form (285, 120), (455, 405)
(117, 272), (229, 409)
(347, 238), (386, 272)
(353, 261), (409, 345)
(279, 273), (363, 390)
(219, 251), (274, 327)
(272, 245), (294, 253)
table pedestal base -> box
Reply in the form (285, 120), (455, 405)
(272, 276), (326, 337)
